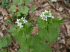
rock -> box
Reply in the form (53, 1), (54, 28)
(15, 48), (17, 51)
(0, 16), (3, 20)
(66, 38), (70, 45)
(59, 34), (65, 39)
(59, 39), (65, 44)
(57, 7), (63, 12)
(0, 7), (8, 16)
(0, 31), (3, 38)
(2, 26), (6, 30)
(57, 37), (61, 41)
(65, 22), (70, 36)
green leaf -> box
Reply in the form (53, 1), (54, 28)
(8, 21), (33, 52)
(13, 0), (23, 3)
(30, 6), (35, 11)
(37, 18), (48, 29)
(31, 15), (33, 18)
(22, 6), (29, 14)
(5, 35), (11, 43)
(18, 6), (29, 14)
(0, 35), (11, 48)
(15, 12), (21, 17)
(37, 17), (64, 44)
(1, 0), (8, 3)
(6, 20), (11, 24)
(25, 0), (30, 5)
(0, 40), (2, 48)
(10, 5), (16, 12)
(0, 49), (6, 52)
(2, 37), (7, 47)
(31, 35), (52, 52)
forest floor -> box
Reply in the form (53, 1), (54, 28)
(0, 0), (70, 52)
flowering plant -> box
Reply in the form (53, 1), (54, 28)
(15, 17), (28, 28)
(37, 10), (64, 44)
(8, 10), (64, 52)
(8, 16), (33, 52)
(40, 10), (54, 21)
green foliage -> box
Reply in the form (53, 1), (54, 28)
(6, 20), (11, 24)
(30, 6), (35, 11)
(8, 21), (52, 52)
(15, 12), (21, 17)
(0, 0), (64, 52)
(24, 0), (30, 5)
(18, 6), (29, 14)
(10, 5), (16, 12)
(37, 17), (64, 44)
(0, 49), (6, 52)
(31, 15), (33, 18)
(10, 0), (34, 16)
(31, 35), (52, 52)
(0, 35), (11, 48)
(1, 0), (11, 8)
(8, 12), (64, 52)
(1, 0), (7, 3)
(13, 0), (23, 3)
(8, 22), (33, 52)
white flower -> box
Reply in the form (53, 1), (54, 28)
(51, 16), (54, 18)
(51, 0), (57, 2)
(17, 23), (23, 28)
(15, 17), (28, 28)
(22, 17), (28, 23)
(40, 10), (54, 21)
(15, 19), (20, 23)
(45, 10), (48, 13)
(21, 17), (23, 19)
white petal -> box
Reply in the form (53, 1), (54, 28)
(52, 16), (54, 18)
(42, 12), (45, 16)
(46, 19), (47, 21)
(45, 10), (48, 13)
(40, 14), (43, 17)
(48, 16), (52, 17)
(21, 17), (23, 19)
(49, 13), (52, 16)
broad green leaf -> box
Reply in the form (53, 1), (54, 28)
(25, 0), (30, 5)
(0, 49), (6, 52)
(31, 15), (33, 18)
(30, 6), (35, 11)
(1, 0), (8, 3)
(13, 0), (23, 3)
(0, 35), (11, 48)
(2, 37), (7, 47)
(22, 6), (29, 14)
(10, 5), (16, 12)
(37, 18), (48, 29)
(18, 6), (23, 12)
(15, 12), (21, 17)
(9, 22), (33, 52)
(18, 6), (29, 14)
(37, 17), (64, 44)
(5, 35), (11, 43)
(31, 35), (52, 52)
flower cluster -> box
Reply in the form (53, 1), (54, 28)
(51, 0), (57, 2)
(40, 10), (54, 21)
(15, 17), (28, 28)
